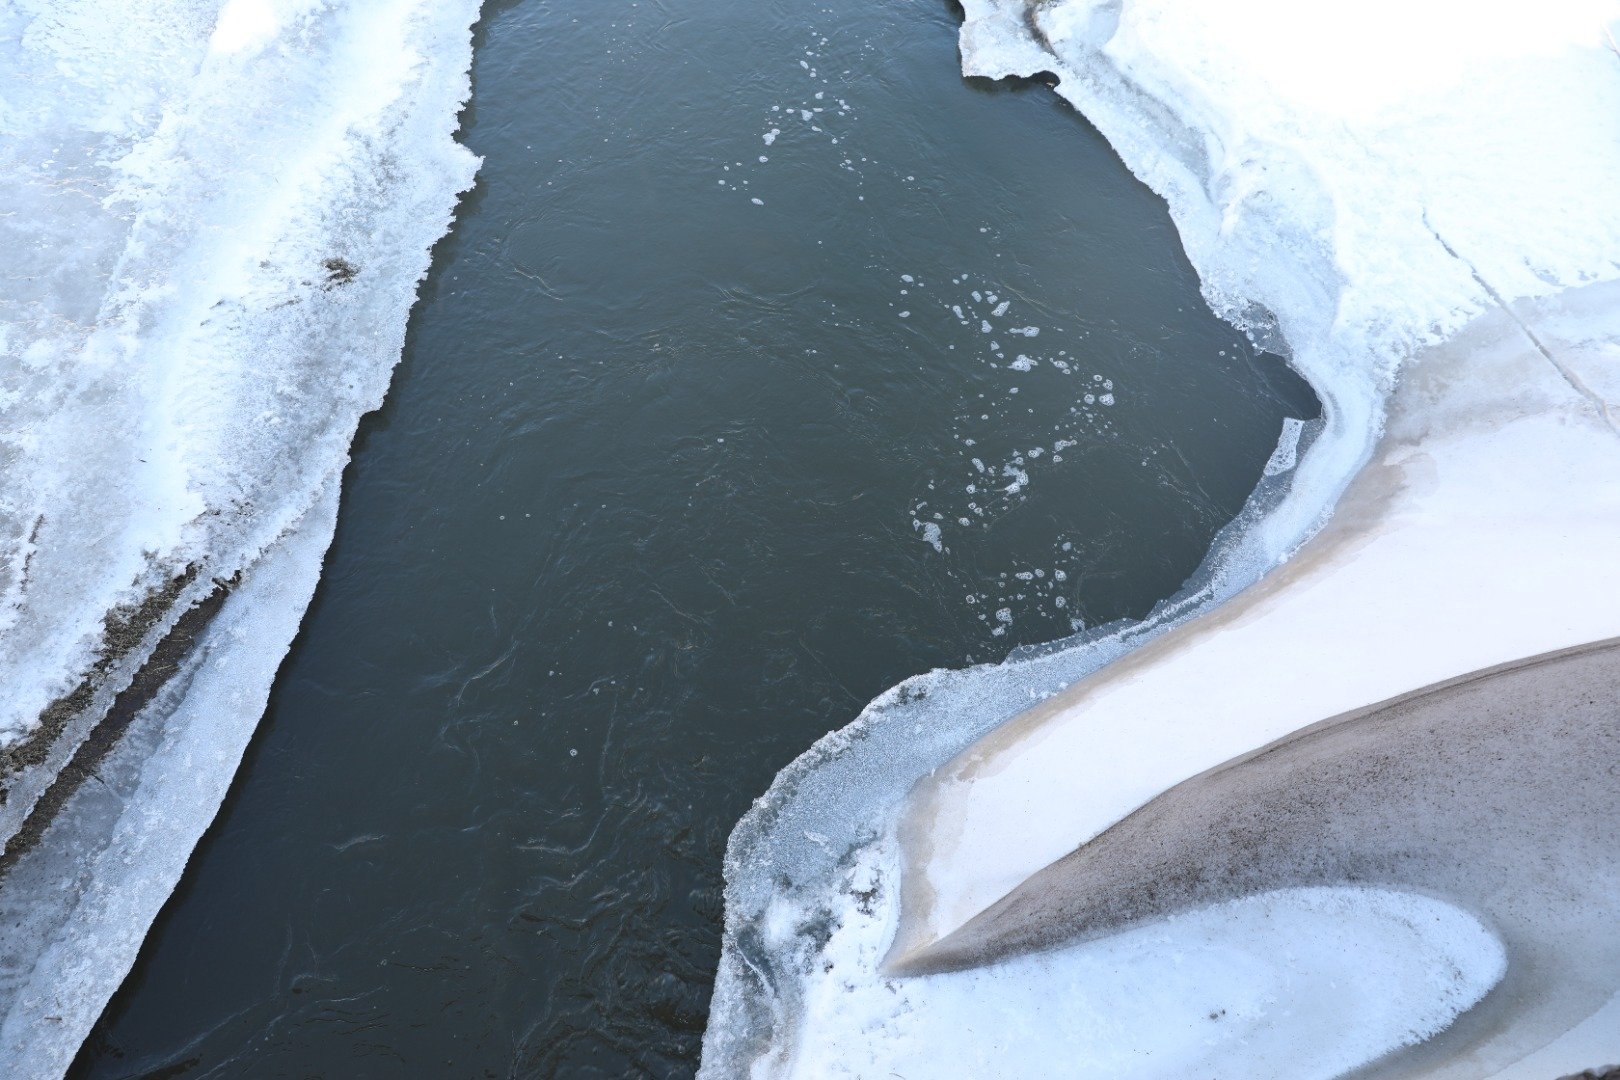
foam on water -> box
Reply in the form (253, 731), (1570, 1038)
(0, 0), (481, 1069)
(702, 0), (1620, 1075)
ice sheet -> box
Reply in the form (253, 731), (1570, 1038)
(0, 479), (340, 1080)
(0, 0), (480, 755)
(0, 0), (482, 1070)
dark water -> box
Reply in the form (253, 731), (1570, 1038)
(72, 0), (1314, 1076)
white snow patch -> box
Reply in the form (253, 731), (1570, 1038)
(782, 843), (1505, 1080)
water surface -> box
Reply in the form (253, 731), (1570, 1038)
(73, 0), (1313, 1075)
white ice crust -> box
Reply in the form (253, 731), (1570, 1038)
(703, 1), (1620, 1077)
(0, 478), (340, 1080)
(0, 0), (479, 746)
(0, 0), (482, 1072)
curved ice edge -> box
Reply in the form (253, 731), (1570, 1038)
(700, 411), (1334, 1078)
(704, 316), (1620, 1077)
(875, 282), (1620, 1078)
(702, 297), (1620, 1075)
(702, 0), (1620, 1075)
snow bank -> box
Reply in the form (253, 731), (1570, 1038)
(0, 0), (481, 1070)
(702, 1), (1620, 1076)
(0, 478), (340, 1079)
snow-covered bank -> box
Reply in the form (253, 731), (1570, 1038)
(891, 287), (1620, 973)
(0, 0), (481, 1071)
(702, 0), (1620, 1076)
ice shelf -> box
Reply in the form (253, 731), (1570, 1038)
(0, 1), (483, 1074)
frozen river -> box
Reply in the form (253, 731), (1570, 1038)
(64, 0), (1312, 1075)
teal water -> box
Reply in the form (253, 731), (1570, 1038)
(72, 0), (1313, 1075)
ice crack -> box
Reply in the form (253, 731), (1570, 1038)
(1424, 212), (1620, 439)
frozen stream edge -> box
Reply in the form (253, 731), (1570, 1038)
(0, 479), (340, 1079)
(701, 1), (1620, 1077)
(0, 1), (485, 1074)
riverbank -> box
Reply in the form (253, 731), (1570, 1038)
(0, 2), (482, 1074)
(887, 284), (1620, 1078)
(63, 1), (1314, 1074)
(893, 281), (1620, 978)
(702, 0), (1620, 1074)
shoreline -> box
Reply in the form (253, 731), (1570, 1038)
(703, 1), (1620, 1074)
(0, 480), (340, 1080)
(890, 281), (1620, 974)
(0, 574), (231, 879)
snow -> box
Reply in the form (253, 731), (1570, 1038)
(902, 295), (1620, 953)
(704, 1), (1620, 1077)
(0, 478), (341, 1080)
(781, 842), (1504, 1080)
(0, 0), (481, 1069)
(0, 0), (480, 752)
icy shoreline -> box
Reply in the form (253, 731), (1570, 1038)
(702, 1), (1620, 1076)
(0, 1), (482, 1073)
